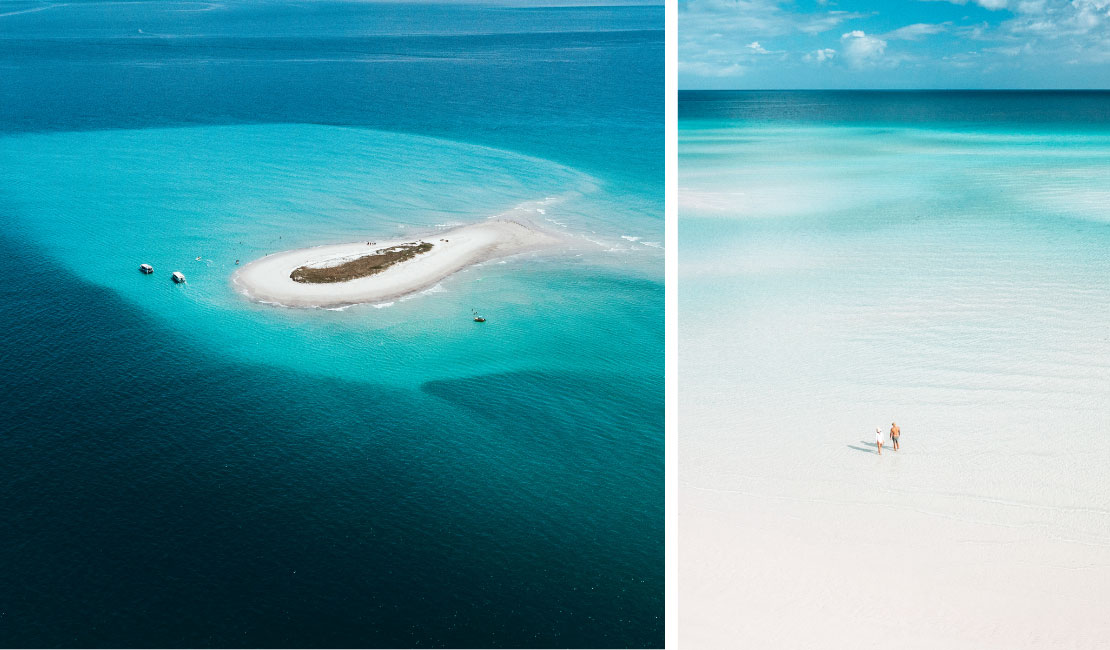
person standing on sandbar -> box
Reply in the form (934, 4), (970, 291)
(890, 421), (901, 451)
(875, 427), (883, 455)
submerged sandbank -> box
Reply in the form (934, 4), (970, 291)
(232, 218), (560, 308)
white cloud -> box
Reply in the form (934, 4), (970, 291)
(678, 0), (1110, 85)
(985, 42), (1034, 54)
(1070, 0), (1110, 32)
(798, 10), (872, 35)
(1003, 0), (1110, 37)
(840, 30), (888, 67)
(920, 0), (1009, 8)
(883, 22), (950, 40)
(678, 0), (869, 80)
(805, 48), (838, 62)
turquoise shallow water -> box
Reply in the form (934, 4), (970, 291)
(679, 93), (1110, 648)
(0, 4), (661, 647)
(0, 124), (660, 387)
(680, 94), (1110, 545)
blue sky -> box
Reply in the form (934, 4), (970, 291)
(680, 0), (1110, 88)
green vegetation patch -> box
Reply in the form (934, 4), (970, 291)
(290, 241), (434, 284)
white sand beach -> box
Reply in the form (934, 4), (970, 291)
(232, 218), (560, 308)
(680, 478), (1110, 650)
(679, 345), (1110, 649)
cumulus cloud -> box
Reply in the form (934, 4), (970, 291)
(1070, 0), (1110, 31)
(678, 0), (1110, 86)
(678, 0), (869, 80)
(840, 30), (888, 67)
(1004, 0), (1110, 36)
(805, 48), (838, 62)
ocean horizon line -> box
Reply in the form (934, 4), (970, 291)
(680, 88), (1110, 93)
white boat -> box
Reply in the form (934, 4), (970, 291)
(139, 264), (153, 274)
(171, 271), (186, 284)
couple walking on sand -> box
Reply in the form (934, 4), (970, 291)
(875, 422), (900, 455)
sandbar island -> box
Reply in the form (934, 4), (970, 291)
(232, 218), (559, 308)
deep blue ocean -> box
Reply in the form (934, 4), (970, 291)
(679, 89), (1110, 126)
(0, 3), (662, 648)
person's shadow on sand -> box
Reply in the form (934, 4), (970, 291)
(847, 441), (883, 454)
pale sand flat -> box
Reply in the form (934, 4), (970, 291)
(231, 218), (560, 308)
(680, 484), (1110, 650)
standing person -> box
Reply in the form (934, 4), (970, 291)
(890, 421), (901, 451)
(875, 427), (883, 455)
